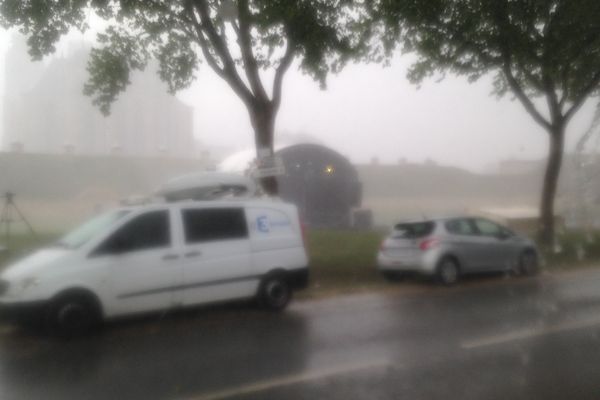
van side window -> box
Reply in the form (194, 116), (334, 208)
(182, 208), (248, 243)
(92, 210), (170, 256)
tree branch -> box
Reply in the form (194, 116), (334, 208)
(558, 64), (571, 108)
(191, 0), (255, 107)
(565, 69), (600, 122)
(184, 2), (226, 78)
(271, 40), (295, 111)
(236, 0), (269, 102)
(542, 72), (562, 124)
(558, 34), (599, 109)
(493, 2), (553, 132)
(502, 63), (553, 132)
(196, 29), (226, 77)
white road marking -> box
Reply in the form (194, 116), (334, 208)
(461, 315), (600, 350)
(184, 358), (392, 400)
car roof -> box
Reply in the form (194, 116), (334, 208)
(393, 214), (487, 225)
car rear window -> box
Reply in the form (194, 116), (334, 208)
(392, 222), (435, 238)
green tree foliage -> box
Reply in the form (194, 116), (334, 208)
(374, 0), (600, 245)
(1, 0), (365, 193)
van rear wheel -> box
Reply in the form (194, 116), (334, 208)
(260, 275), (291, 311)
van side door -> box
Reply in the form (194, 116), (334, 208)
(178, 207), (255, 306)
(90, 209), (179, 317)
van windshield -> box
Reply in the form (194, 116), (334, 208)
(56, 210), (130, 249)
(392, 222), (434, 239)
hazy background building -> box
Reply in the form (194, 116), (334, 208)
(1, 34), (599, 233)
(3, 34), (195, 158)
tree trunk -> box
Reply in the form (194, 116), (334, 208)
(539, 124), (565, 247)
(249, 102), (278, 195)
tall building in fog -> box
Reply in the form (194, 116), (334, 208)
(3, 35), (195, 158)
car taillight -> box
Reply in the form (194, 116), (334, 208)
(419, 237), (438, 251)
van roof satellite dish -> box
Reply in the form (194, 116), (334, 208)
(157, 172), (259, 201)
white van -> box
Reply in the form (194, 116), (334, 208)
(0, 198), (309, 335)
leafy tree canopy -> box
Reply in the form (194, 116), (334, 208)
(1, 0), (365, 115)
(375, 0), (600, 131)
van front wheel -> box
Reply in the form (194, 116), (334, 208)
(259, 275), (291, 311)
(46, 295), (100, 338)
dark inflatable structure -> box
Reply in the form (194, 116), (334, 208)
(276, 144), (362, 228)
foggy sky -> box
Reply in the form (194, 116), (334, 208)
(0, 30), (597, 172)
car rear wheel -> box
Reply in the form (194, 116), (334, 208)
(260, 275), (292, 311)
(520, 251), (539, 276)
(437, 258), (460, 286)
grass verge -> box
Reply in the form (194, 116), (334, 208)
(299, 229), (388, 298)
(2, 230), (600, 300)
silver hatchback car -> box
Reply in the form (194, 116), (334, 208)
(377, 216), (539, 285)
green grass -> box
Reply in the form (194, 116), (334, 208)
(3, 229), (600, 299)
(303, 229), (386, 297)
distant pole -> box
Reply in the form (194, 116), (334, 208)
(0, 197), (11, 250)
(0, 192), (36, 252)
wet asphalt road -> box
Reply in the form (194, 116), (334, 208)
(2, 270), (600, 400)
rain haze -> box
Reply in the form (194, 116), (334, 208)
(1, 3), (600, 399)
(0, 30), (596, 171)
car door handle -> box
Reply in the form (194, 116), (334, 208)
(184, 251), (201, 258)
(162, 254), (180, 261)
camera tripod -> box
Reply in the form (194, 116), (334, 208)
(0, 192), (36, 251)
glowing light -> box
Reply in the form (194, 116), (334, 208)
(325, 165), (334, 174)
